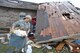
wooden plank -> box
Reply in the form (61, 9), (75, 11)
(53, 4), (68, 37)
(48, 18), (58, 38)
(55, 42), (65, 52)
(57, 3), (77, 35)
(36, 33), (80, 44)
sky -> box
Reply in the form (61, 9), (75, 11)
(20, 0), (80, 8)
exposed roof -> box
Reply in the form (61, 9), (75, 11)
(0, 0), (38, 10)
(36, 2), (80, 43)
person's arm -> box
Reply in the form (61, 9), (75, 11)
(11, 25), (15, 30)
(27, 29), (30, 33)
(27, 23), (31, 33)
(10, 22), (18, 33)
(10, 25), (15, 33)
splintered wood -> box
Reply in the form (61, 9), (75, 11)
(36, 2), (80, 42)
(55, 42), (65, 52)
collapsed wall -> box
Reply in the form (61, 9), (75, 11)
(36, 2), (80, 43)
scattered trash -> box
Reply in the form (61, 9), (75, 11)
(0, 37), (5, 43)
(72, 39), (80, 44)
(42, 44), (52, 49)
(26, 45), (32, 53)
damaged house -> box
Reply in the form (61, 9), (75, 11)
(0, 0), (80, 52)
(36, 1), (80, 43)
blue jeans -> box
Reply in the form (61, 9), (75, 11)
(9, 34), (26, 49)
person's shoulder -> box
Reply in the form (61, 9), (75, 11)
(13, 20), (23, 25)
(15, 20), (24, 24)
(18, 20), (24, 22)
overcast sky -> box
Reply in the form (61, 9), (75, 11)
(20, 0), (80, 8)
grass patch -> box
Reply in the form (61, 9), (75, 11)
(0, 43), (15, 53)
(32, 47), (57, 53)
(0, 43), (70, 53)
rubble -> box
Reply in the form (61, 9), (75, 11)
(36, 2), (80, 43)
